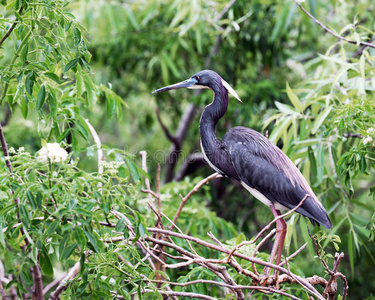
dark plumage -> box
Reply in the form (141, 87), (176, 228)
(153, 69), (332, 268)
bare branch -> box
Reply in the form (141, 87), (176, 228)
(170, 173), (221, 230)
(48, 252), (89, 300)
(214, 0), (237, 22)
(155, 108), (179, 146)
(42, 272), (68, 295)
(0, 4), (24, 48)
(295, 1), (375, 49)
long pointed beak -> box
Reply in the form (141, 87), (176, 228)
(152, 77), (198, 94)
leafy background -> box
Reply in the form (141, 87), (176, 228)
(0, 0), (375, 299)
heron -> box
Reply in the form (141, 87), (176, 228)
(153, 70), (332, 269)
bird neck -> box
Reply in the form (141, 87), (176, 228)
(199, 85), (228, 150)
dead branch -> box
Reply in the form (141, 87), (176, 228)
(295, 0), (375, 49)
(170, 172), (221, 230)
(155, 107), (180, 147)
(228, 194), (309, 265)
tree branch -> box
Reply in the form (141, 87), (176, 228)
(295, 1), (375, 49)
(0, 4), (24, 48)
(169, 172), (221, 230)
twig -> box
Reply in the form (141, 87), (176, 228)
(84, 119), (103, 189)
(280, 242), (308, 267)
(169, 172), (221, 230)
(144, 232), (324, 299)
(0, 4), (24, 48)
(150, 279), (302, 300)
(227, 195), (309, 265)
(42, 272), (68, 295)
(129, 289), (217, 300)
(352, 37), (375, 56)
(343, 132), (362, 138)
(48, 253), (89, 300)
(251, 229), (276, 274)
(295, 1), (375, 49)
(252, 194), (309, 243)
(163, 103), (197, 183)
(155, 108), (179, 147)
(139, 151), (153, 202)
(214, 0), (237, 22)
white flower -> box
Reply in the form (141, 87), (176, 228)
(363, 136), (373, 145)
(37, 143), (68, 163)
(343, 99), (351, 105)
(366, 128), (375, 135)
(8, 147), (16, 154)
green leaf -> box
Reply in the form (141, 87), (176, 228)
(74, 227), (87, 249)
(115, 218), (126, 232)
(235, 233), (246, 245)
(316, 143), (324, 184)
(19, 204), (30, 229)
(62, 243), (77, 260)
(20, 95), (28, 119)
(64, 58), (79, 73)
(73, 117), (90, 141)
(26, 190), (36, 209)
(286, 82), (304, 113)
(125, 157), (140, 182)
(71, 132), (79, 156)
(36, 85), (46, 110)
(36, 191), (42, 209)
(44, 72), (61, 84)
(348, 232), (354, 274)
(84, 230), (100, 253)
(48, 92), (57, 117)
(312, 105), (332, 134)
(359, 155), (367, 173)
(20, 43), (28, 65)
(275, 101), (299, 115)
(76, 67), (84, 97)
(40, 247), (54, 277)
(1, 0), (7, 6)
(57, 128), (71, 143)
(25, 72), (34, 95)
(308, 147), (317, 184)
(83, 73), (97, 109)
(73, 27), (81, 46)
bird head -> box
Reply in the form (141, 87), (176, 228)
(152, 70), (242, 103)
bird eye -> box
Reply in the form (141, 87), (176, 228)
(194, 76), (199, 81)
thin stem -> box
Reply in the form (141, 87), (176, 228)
(295, 1), (375, 49)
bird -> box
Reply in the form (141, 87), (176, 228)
(153, 70), (332, 270)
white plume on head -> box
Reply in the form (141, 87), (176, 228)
(221, 79), (242, 103)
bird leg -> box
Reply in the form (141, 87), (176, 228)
(264, 204), (287, 276)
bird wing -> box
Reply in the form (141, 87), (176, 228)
(222, 126), (332, 228)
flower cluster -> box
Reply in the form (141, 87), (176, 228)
(363, 128), (375, 146)
(100, 161), (123, 175)
(37, 143), (68, 163)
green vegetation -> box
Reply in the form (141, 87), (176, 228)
(0, 0), (374, 299)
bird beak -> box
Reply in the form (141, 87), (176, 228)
(221, 79), (242, 103)
(152, 77), (198, 94)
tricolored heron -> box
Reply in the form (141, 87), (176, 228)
(153, 70), (332, 268)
